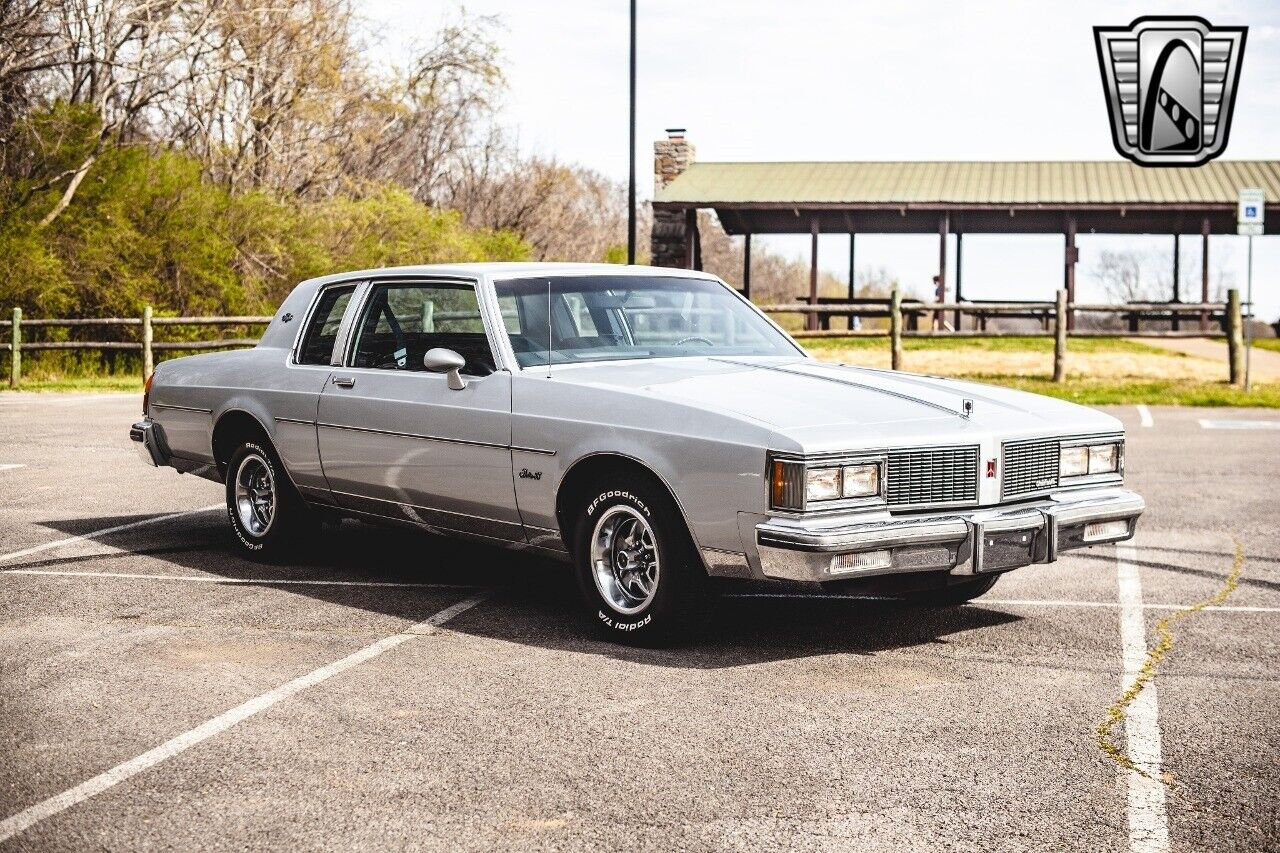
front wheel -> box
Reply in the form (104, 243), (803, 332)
(573, 479), (709, 646)
(225, 440), (312, 559)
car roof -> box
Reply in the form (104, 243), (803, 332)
(298, 262), (721, 289)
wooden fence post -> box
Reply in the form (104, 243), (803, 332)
(1227, 288), (1243, 385)
(890, 286), (903, 371)
(8, 308), (19, 389)
(142, 305), (154, 382)
(1053, 289), (1067, 383)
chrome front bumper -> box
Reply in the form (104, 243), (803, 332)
(130, 419), (170, 467)
(754, 487), (1144, 583)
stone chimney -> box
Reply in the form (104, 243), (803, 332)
(654, 128), (695, 193)
(651, 128), (695, 268)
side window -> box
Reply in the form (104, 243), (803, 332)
(562, 292), (599, 337)
(297, 285), (355, 365)
(351, 282), (495, 375)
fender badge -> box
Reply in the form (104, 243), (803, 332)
(281, 312), (293, 323)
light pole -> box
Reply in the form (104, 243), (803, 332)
(627, 0), (637, 265)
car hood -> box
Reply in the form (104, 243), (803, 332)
(546, 356), (1120, 451)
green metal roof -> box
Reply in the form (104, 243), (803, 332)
(653, 160), (1280, 207)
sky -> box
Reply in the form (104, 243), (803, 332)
(362, 0), (1280, 322)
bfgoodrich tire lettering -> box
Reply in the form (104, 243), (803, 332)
(573, 477), (708, 645)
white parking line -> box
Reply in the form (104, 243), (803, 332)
(0, 592), (489, 843)
(0, 505), (222, 564)
(1135, 405), (1153, 428)
(1198, 419), (1280, 430)
(0, 464), (25, 472)
(0, 568), (476, 590)
(725, 593), (1279, 613)
(1116, 544), (1170, 853)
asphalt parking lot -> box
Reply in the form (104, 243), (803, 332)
(1, 394), (1277, 851)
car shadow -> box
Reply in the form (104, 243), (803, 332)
(23, 512), (1022, 669)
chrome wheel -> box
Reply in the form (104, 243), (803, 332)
(233, 452), (276, 537)
(590, 505), (660, 615)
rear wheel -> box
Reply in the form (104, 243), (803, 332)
(899, 573), (1000, 607)
(573, 477), (709, 646)
(225, 440), (313, 559)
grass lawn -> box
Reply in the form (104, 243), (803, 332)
(959, 377), (1280, 407)
(1251, 337), (1280, 354)
(802, 335), (1279, 407)
(0, 375), (141, 393)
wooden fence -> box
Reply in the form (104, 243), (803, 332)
(2, 308), (270, 388)
(1, 289), (1248, 388)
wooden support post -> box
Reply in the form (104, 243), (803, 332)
(1200, 217), (1211, 331)
(1053, 289), (1067, 383)
(954, 233), (964, 331)
(890, 286), (903, 371)
(742, 234), (752, 299)
(684, 208), (697, 270)
(8, 308), (19, 389)
(808, 217), (819, 331)
(142, 305), (154, 382)
(935, 214), (948, 330)
(847, 234), (856, 300)
(1064, 215), (1077, 331)
(1227, 288), (1243, 385)
(1171, 235), (1181, 331)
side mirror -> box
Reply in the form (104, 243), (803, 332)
(423, 347), (467, 390)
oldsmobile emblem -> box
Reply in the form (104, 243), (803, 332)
(1094, 16), (1247, 166)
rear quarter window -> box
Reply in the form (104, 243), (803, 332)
(297, 286), (356, 365)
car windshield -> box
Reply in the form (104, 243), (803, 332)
(493, 275), (801, 367)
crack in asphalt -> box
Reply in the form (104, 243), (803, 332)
(1095, 539), (1245, 783)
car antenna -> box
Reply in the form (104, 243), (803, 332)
(546, 279), (553, 379)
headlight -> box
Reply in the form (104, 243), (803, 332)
(842, 464), (880, 497)
(805, 467), (841, 502)
(1060, 446), (1089, 477)
(1088, 443), (1119, 474)
(771, 457), (883, 511)
(1059, 440), (1122, 480)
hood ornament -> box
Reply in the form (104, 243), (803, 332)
(961, 399), (974, 419)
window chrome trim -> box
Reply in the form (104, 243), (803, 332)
(342, 275), (501, 373)
(290, 279), (365, 367)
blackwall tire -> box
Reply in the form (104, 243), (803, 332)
(225, 440), (312, 560)
(572, 478), (709, 646)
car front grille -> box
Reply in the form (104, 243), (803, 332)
(1001, 438), (1061, 499)
(885, 445), (979, 507)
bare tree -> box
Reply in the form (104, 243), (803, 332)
(351, 14), (504, 205)
(26, 0), (229, 224)
(0, 0), (60, 169)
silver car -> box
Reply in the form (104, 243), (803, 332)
(131, 263), (1144, 644)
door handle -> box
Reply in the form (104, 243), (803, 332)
(332, 376), (356, 388)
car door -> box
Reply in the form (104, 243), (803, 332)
(315, 278), (522, 541)
(271, 281), (361, 499)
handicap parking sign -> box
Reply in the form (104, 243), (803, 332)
(1238, 188), (1264, 236)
